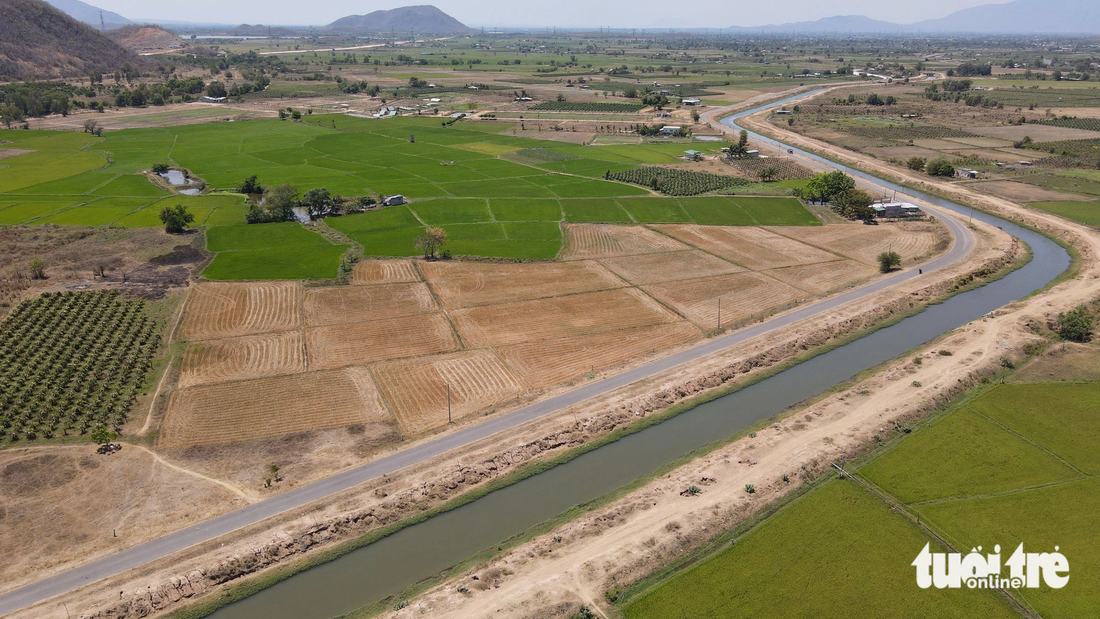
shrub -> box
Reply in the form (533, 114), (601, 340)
(28, 257), (46, 280)
(877, 250), (902, 273)
(151, 163), (170, 174)
(925, 158), (956, 177)
(906, 156), (926, 171)
(237, 175), (262, 195)
(745, 484), (756, 494)
(1056, 305), (1093, 342)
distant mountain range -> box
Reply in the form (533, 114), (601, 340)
(42, 0), (130, 29)
(728, 0), (1100, 34)
(325, 5), (472, 35)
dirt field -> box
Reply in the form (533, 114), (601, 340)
(350, 259), (422, 285)
(178, 331), (305, 389)
(970, 124), (1100, 142)
(160, 368), (395, 449)
(968, 180), (1092, 203)
(764, 260), (879, 295)
(561, 224), (688, 260)
(372, 350), (524, 435)
(599, 249), (743, 285)
(306, 314), (459, 370)
(654, 225), (838, 270)
(420, 260), (624, 308)
(302, 283), (436, 327)
(645, 272), (805, 328)
(179, 282), (301, 341)
(496, 322), (702, 388)
(767, 222), (944, 266)
(450, 288), (681, 348)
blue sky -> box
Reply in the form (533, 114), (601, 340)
(91, 0), (1012, 28)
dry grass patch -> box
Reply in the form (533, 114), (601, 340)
(179, 281), (300, 341)
(561, 223), (688, 260)
(160, 367), (394, 449)
(302, 282), (437, 327)
(600, 249), (743, 285)
(372, 350), (523, 435)
(351, 259), (422, 285)
(451, 288), (680, 348)
(764, 260), (878, 295)
(497, 322), (701, 388)
(420, 260), (624, 309)
(645, 272), (804, 328)
(655, 225), (838, 270)
(306, 313), (459, 370)
(179, 331), (305, 389)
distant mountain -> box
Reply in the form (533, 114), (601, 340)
(0, 0), (138, 80)
(326, 5), (472, 35)
(229, 24), (299, 37)
(915, 0), (1100, 34)
(728, 15), (907, 34)
(727, 0), (1100, 34)
(42, 0), (131, 29)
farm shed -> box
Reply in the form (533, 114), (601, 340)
(876, 202), (922, 218)
(682, 98), (702, 106)
(659, 126), (682, 136)
(383, 195), (407, 206)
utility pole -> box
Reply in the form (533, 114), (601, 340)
(717, 297), (721, 330)
(447, 383), (452, 424)
(99, 10), (105, 32)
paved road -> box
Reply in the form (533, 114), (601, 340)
(0, 103), (974, 617)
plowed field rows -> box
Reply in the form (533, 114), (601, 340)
(645, 272), (804, 328)
(654, 225), (838, 270)
(420, 260), (624, 308)
(372, 350), (523, 435)
(600, 250), (743, 286)
(764, 260), (877, 295)
(561, 224), (688, 260)
(351, 260), (422, 285)
(160, 368), (395, 449)
(771, 225), (940, 266)
(179, 282), (301, 341)
(450, 288), (680, 348)
(306, 313), (459, 370)
(178, 331), (305, 389)
(302, 283), (437, 327)
(497, 322), (702, 388)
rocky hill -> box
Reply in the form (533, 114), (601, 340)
(43, 0), (130, 29)
(108, 25), (188, 54)
(326, 5), (471, 35)
(0, 0), (138, 80)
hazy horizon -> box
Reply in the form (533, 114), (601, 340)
(87, 0), (1014, 29)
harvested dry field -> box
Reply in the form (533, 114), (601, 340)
(561, 224), (687, 260)
(769, 222), (943, 266)
(496, 322), (701, 388)
(161, 367), (396, 449)
(599, 249), (743, 285)
(162, 220), (948, 448)
(450, 288), (680, 348)
(350, 259), (422, 285)
(645, 272), (804, 328)
(654, 225), (838, 270)
(306, 313), (459, 370)
(765, 260), (878, 295)
(180, 282), (300, 341)
(302, 283), (437, 327)
(420, 260), (624, 308)
(178, 331), (305, 389)
(372, 350), (523, 434)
